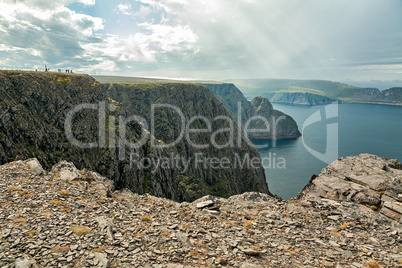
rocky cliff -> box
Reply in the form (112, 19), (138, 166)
(105, 82), (269, 199)
(342, 87), (402, 104)
(227, 78), (402, 105)
(199, 83), (301, 139)
(298, 154), (402, 223)
(0, 71), (269, 202)
(264, 92), (338, 106)
(0, 158), (400, 267)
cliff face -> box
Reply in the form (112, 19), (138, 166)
(199, 83), (301, 139)
(264, 92), (338, 106)
(227, 78), (402, 105)
(348, 87), (402, 104)
(0, 70), (269, 202)
(105, 83), (269, 199)
(382, 87), (402, 102)
(0, 71), (115, 174)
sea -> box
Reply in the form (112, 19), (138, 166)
(253, 103), (402, 200)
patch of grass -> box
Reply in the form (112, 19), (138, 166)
(366, 259), (384, 268)
(12, 218), (27, 226)
(243, 220), (254, 228)
(70, 226), (91, 236)
(41, 211), (53, 217)
(58, 190), (70, 196)
(253, 247), (262, 252)
(339, 221), (354, 229)
(0, 200), (10, 206)
(49, 199), (63, 206)
(189, 250), (199, 257)
(51, 246), (70, 254)
(284, 248), (296, 254)
(9, 186), (23, 191)
(91, 247), (106, 253)
(57, 76), (71, 84)
(140, 215), (152, 222)
(25, 230), (38, 236)
(331, 231), (341, 236)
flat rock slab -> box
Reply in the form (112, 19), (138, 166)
(347, 174), (387, 191)
(299, 154), (402, 222)
(196, 200), (215, 209)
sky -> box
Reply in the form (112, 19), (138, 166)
(0, 0), (402, 85)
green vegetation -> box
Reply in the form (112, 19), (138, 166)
(271, 86), (326, 95)
(225, 78), (360, 99)
(93, 75), (225, 85)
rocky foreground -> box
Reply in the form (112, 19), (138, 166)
(0, 156), (401, 268)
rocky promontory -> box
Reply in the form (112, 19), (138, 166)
(0, 157), (401, 267)
(264, 92), (338, 106)
(298, 154), (402, 223)
(200, 83), (301, 139)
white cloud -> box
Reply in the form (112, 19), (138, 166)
(117, 3), (132, 16)
(78, 0), (95, 6)
(0, 0), (103, 69)
(117, 3), (152, 17)
(82, 34), (156, 63)
(82, 22), (197, 64)
(1, 0), (402, 80)
(78, 59), (119, 73)
(2, 0), (95, 10)
(136, 23), (197, 52)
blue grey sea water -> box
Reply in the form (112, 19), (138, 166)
(253, 103), (402, 199)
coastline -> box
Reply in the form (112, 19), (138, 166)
(249, 135), (301, 140)
(270, 100), (402, 107)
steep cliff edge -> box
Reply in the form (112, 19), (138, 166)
(298, 154), (402, 223)
(227, 78), (402, 105)
(0, 71), (269, 202)
(199, 83), (301, 139)
(105, 82), (269, 199)
(341, 87), (402, 104)
(264, 92), (338, 106)
(90, 77), (301, 138)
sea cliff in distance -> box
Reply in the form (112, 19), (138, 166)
(93, 75), (301, 140)
(226, 78), (402, 106)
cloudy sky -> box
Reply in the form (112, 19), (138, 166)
(1, 0), (402, 83)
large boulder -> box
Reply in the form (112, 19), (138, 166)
(50, 160), (82, 182)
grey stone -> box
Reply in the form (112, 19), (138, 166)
(94, 252), (110, 268)
(24, 158), (45, 175)
(196, 200), (214, 209)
